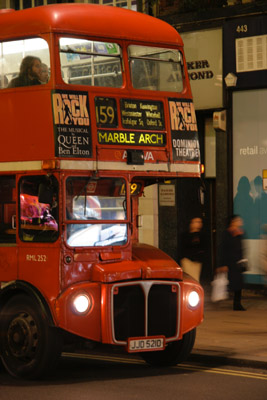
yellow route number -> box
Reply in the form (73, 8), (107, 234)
(120, 182), (143, 196)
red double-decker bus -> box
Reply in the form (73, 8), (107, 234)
(0, 4), (203, 379)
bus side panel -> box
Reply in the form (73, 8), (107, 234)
(0, 246), (18, 281)
(0, 89), (55, 162)
(18, 246), (61, 310)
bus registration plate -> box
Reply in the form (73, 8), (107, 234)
(128, 337), (165, 353)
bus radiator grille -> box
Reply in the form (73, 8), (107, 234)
(113, 283), (178, 342)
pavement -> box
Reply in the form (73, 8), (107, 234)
(190, 284), (267, 368)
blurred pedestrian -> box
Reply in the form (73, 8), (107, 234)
(180, 216), (204, 282)
(218, 215), (247, 311)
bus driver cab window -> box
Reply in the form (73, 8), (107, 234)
(19, 175), (59, 243)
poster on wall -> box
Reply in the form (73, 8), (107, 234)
(52, 90), (92, 158)
(233, 89), (267, 282)
(224, 15), (267, 89)
(169, 98), (200, 162)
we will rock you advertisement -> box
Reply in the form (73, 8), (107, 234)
(52, 90), (92, 158)
(168, 98), (200, 162)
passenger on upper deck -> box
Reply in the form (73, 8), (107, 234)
(39, 63), (49, 84)
(8, 56), (42, 88)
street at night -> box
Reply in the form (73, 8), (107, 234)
(2, 287), (267, 399)
(1, 2), (267, 398)
(1, 351), (267, 400)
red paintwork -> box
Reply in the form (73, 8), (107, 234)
(0, 4), (182, 46)
(0, 4), (198, 175)
(179, 279), (204, 334)
(0, 5), (203, 350)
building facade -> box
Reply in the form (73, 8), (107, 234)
(160, 0), (267, 284)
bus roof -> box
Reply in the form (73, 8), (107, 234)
(0, 4), (183, 47)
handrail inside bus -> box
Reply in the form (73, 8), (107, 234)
(129, 55), (178, 63)
(60, 48), (121, 58)
(69, 71), (122, 83)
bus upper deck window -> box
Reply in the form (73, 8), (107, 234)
(59, 38), (123, 88)
(0, 38), (50, 89)
(128, 45), (184, 92)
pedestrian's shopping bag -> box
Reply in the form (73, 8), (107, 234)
(211, 272), (229, 302)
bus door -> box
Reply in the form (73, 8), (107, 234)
(16, 174), (61, 297)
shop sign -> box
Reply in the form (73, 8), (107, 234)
(182, 29), (223, 110)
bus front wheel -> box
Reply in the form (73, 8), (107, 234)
(0, 294), (62, 379)
(141, 328), (196, 367)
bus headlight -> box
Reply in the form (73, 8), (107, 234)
(188, 290), (200, 308)
(72, 293), (92, 315)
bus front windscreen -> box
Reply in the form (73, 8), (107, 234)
(65, 176), (127, 247)
(128, 45), (184, 92)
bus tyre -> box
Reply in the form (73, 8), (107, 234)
(141, 328), (196, 367)
(0, 294), (62, 379)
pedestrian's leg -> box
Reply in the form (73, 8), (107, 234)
(233, 290), (246, 311)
